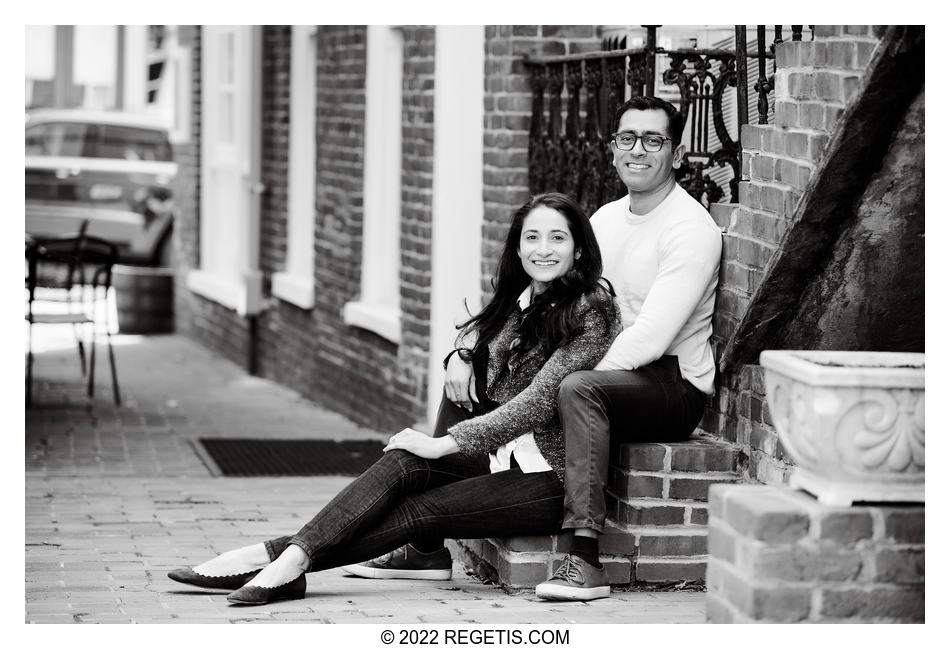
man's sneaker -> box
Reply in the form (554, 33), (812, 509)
(342, 544), (453, 580)
(535, 554), (610, 601)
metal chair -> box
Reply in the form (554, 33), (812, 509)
(26, 234), (120, 407)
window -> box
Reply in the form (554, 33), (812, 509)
(97, 125), (173, 161)
(73, 26), (118, 110)
(272, 25), (317, 310)
(342, 25), (403, 343)
(25, 122), (92, 157)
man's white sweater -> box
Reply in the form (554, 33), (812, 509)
(591, 184), (722, 394)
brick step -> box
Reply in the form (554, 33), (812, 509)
(609, 468), (738, 502)
(451, 524), (710, 588)
(635, 557), (707, 583)
(609, 524), (708, 558)
(451, 436), (742, 589)
(607, 494), (708, 526)
(612, 437), (738, 473)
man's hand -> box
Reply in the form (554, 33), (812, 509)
(444, 351), (479, 412)
(383, 427), (459, 459)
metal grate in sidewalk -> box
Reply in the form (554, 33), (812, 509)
(195, 438), (385, 477)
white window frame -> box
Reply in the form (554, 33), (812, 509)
(272, 25), (317, 309)
(342, 25), (403, 344)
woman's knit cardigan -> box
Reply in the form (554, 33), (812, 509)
(447, 289), (621, 483)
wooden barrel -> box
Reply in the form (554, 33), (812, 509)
(113, 265), (174, 334)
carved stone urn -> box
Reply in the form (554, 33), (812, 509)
(760, 351), (924, 506)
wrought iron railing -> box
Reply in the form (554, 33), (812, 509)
(525, 25), (814, 211)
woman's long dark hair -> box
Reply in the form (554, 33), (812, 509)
(457, 192), (614, 367)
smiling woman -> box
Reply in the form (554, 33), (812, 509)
(517, 206), (579, 293)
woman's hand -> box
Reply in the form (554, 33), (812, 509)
(444, 352), (479, 412)
(383, 427), (459, 459)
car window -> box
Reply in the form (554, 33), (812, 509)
(26, 121), (173, 162)
(25, 122), (93, 157)
(98, 125), (173, 162)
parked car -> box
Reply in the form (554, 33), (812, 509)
(25, 109), (178, 265)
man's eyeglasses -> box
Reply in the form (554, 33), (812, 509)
(611, 132), (673, 152)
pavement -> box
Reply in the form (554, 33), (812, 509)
(23, 320), (706, 625)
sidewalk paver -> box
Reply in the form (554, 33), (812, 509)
(25, 329), (706, 624)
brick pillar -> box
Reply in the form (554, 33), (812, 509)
(706, 484), (924, 623)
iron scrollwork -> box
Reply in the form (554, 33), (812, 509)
(662, 51), (739, 205)
(522, 25), (808, 210)
(527, 64), (547, 195)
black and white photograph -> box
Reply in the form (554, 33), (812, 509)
(19, 11), (929, 635)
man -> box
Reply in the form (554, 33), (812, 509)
(343, 96), (721, 596)
(534, 96), (722, 601)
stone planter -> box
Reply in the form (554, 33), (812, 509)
(760, 350), (924, 506)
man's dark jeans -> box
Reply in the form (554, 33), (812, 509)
(264, 393), (564, 570)
(558, 355), (707, 533)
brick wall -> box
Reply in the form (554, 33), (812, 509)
(698, 365), (791, 487)
(259, 26), (291, 280)
(396, 26), (437, 422)
(700, 26), (886, 484)
(707, 484), (924, 622)
(171, 26), (201, 275)
(251, 26), (435, 431)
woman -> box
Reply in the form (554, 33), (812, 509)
(168, 193), (620, 605)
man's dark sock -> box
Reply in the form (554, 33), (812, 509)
(411, 538), (445, 554)
(568, 534), (601, 568)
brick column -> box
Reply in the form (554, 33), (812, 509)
(706, 484), (924, 622)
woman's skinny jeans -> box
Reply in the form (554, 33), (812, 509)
(264, 393), (564, 570)
(264, 449), (563, 570)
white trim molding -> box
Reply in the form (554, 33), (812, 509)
(344, 25), (403, 342)
(271, 271), (314, 310)
(274, 24), (317, 310)
(427, 25), (486, 425)
(342, 300), (401, 345)
(187, 269), (263, 316)
(195, 26), (264, 316)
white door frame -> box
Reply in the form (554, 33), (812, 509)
(427, 26), (486, 427)
(188, 25), (263, 316)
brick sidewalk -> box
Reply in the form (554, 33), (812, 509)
(25, 329), (705, 624)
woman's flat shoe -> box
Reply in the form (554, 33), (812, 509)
(167, 567), (261, 590)
(227, 573), (307, 605)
